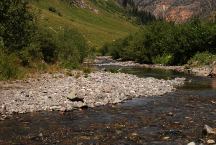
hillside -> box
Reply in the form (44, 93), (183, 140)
(31, 0), (138, 48)
(118, 0), (216, 23)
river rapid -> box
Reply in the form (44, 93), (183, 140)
(0, 66), (216, 145)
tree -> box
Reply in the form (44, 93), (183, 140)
(0, 0), (36, 52)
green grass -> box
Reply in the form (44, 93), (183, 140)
(31, 0), (138, 49)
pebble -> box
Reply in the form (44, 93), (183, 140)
(0, 71), (185, 119)
(162, 136), (170, 140)
(38, 133), (43, 137)
(207, 139), (215, 144)
(187, 142), (196, 145)
(131, 132), (138, 136)
(203, 125), (216, 135)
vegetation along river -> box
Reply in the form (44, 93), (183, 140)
(0, 66), (216, 145)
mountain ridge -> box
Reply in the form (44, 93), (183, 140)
(118, 0), (216, 23)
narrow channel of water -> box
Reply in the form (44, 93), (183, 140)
(0, 66), (215, 145)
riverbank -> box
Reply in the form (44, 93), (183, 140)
(94, 56), (215, 77)
(0, 71), (184, 120)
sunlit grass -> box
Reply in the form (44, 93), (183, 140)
(32, 0), (138, 48)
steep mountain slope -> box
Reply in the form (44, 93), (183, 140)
(119, 0), (216, 23)
(31, 0), (138, 48)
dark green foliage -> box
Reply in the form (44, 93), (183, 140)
(105, 20), (216, 65)
(0, 0), (89, 80)
(48, 6), (57, 13)
(101, 43), (109, 56)
(0, 0), (37, 79)
(40, 38), (58, 64)
(0, 0), (36, 52)
(121, 0), (157, 25)
(37, 27), (88, 69)
(57, 28), (88, 69)
(90, 0), (123, 13)
(128, 8), (157, 24)
(188, 52), (216, 66)
(48, 6), (62, 16)
(0, 49), (22, 80)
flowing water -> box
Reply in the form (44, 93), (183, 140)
(0, 66), (216, 145)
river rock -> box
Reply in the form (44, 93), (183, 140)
(207, 139), (215, 144)
(162, 136), (170, 140)
(67, 89), (76, 100)
(209, 65), (216, 78)
(187, 142), (196, 145)
(189, 66), (212, 77)
(203, 125), (216, 135)
(0, 71), (185, 119)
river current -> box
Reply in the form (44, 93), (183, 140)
(0, 66), (215, 145)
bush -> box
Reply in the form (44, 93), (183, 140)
(0, 0), (37, 79)
(48, 7), (57, 13)
(36, 27), (89, 69)
(48, 6), (62, 16)
(0, 0), (89, 80)
(153, 54), (174, 65)
(127, 8), (157, 25)
(57, 28), (88, 69)
(0, 50), (22, 80)
(100, 43), (109, 56)
(105, 20), (216, 65)
(0, 37), (4, 49)
(0, 0), (36, 52)
(188, 52), (216, 66)
(38, 30), (58, 64)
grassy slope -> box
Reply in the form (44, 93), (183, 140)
(32, 0), (138, 48)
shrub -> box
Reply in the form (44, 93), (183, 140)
(57, 28), (88, 69)
(153, 54), (174, 65)
(127, 8), (157, 25)
(0, 50), (22, 80)
(101, 43), (109, 56)
(0, 0), (89, 80)
(0, 37), (4, 49)
(188, 52), (216, 66)
(48, 6), (62, 16)
(48, 7), (57, 13)
(0, 0), (36, 52)
(35, 27), (89, 69)
(106, 20), (216, 65)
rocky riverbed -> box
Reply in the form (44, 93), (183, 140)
(94, 56), (216, 77)
(0, 71), (185, 120)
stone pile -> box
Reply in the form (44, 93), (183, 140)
(0, 71), (185, 120)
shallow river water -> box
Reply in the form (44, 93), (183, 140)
(0, 66), (216, 145)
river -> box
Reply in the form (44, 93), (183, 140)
(0, 66), (216, 145)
